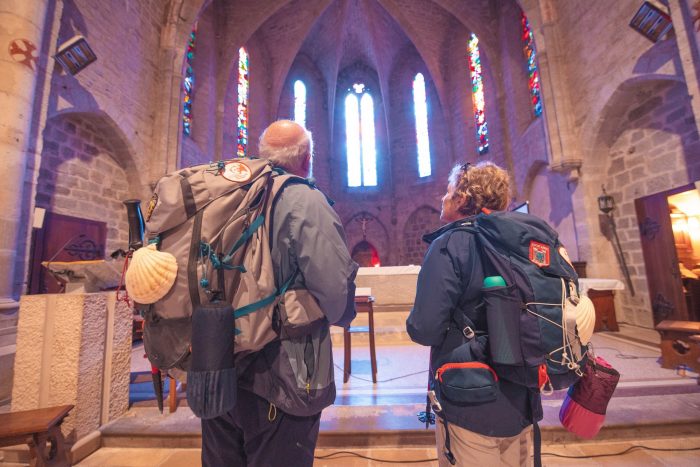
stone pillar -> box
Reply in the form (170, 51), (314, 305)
(522, 0), (582, 179)
(668, 0), (700, 139)
(0, 0), (49, 312)
(0, 0), (50, 407)
(11, 292), (132, 441)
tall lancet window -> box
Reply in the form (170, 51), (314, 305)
(293, 80), (307, 128)
(521, 12), (542, 117)
(413, 73), (431, 178)
(345, 83), (377, 187)
(293, 80), (312, 177)
(182, 23), (197, 137)
(237, 47), (249, 158)
(467, 33), (489, 155)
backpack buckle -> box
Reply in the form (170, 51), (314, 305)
(462, 326), (475, 339)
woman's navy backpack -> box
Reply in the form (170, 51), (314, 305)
(459, 210), (587, 392)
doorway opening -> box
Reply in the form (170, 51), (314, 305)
(636, 184), (700, 324)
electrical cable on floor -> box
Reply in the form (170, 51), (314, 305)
(314, 445), (700, 463)
(592, 345), (660, 360)
(314, 450), (437, 463)
(334, 363), (427, 383)
(542, 444), (700, 459)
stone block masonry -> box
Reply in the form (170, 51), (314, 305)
(11, 292), (131, 442)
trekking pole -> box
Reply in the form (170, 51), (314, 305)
(123, 199), (165, 413)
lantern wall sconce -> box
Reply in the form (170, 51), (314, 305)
(598, 185), (635, 296)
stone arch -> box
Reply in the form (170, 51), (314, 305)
(344, 212), (390, 265)
(38, 111), (145, 256)
(333, 62), (389, 190)
(402, 205), (441, 265)
(277, 55), (333, 190)
(580, 75), (699, 327)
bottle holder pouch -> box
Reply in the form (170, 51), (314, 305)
(143, 313), (192, 371)
(483, 284), (525, 365)
(435, 362), (499, 404)
(187, 302), (237, 419)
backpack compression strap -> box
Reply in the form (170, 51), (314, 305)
(233, 267), (298, 320)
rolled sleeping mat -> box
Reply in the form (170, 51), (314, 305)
(187, 302), (237, 419)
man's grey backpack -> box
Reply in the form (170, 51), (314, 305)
(125, 157), (323, 417)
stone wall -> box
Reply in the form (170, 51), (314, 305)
(590, 81), (700, 327)
(37, 116), (133, 255)
(402, 206), (441, 265)
(12, 292), (131, 441)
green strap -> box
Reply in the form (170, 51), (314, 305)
(221, 214), (265, 264)
(233, 268), (297, 319)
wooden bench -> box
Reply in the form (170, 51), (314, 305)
(656, 320), (700, 373)
(0, 405), (73, 467)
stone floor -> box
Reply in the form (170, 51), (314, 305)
(3, 316), (700, 466)
(67, 318), (700, 466)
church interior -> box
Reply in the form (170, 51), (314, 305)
(1, 0), (700, 465)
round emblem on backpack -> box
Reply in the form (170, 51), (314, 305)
(222, 161), (252, 183)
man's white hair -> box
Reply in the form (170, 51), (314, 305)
(258, 125), (313, 172)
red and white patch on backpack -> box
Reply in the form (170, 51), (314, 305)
(222, 161), (252, 183)
(529, 240), (550, 268)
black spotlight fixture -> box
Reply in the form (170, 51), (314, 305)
(54, 35), (96, 75)
(629, 1), (673, 42)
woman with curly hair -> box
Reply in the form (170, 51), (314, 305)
(407, 161), (539, 466)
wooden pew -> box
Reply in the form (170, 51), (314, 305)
(0, 405), (73, 467)
(656, 320), (700, 373)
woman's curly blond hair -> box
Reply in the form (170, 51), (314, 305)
(448, 161), (511, 216)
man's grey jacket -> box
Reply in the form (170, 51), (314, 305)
(237, 179), (358, 416)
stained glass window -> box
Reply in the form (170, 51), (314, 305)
(182, 23), (197, 137)
(237, 47), (249, 158)
(521, 12), (542, 117)
(413, 73), (431, 177)
(293, 80), (306, 128)
(345, 83), (377, 187)
(467, 33), (488, 155)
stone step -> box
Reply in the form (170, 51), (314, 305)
(96, 401), (700, 450)
(0, 326), (17, 348)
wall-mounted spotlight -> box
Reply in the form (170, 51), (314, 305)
(54, 35), (96, 75)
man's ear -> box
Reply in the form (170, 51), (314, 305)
(301, 152), (311, 175)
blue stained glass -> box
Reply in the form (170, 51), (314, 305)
(293, 80), (306, 128)
(360, 93), (377, 187)
(345, 94), (361, 187)
(413, 73), (431, 177)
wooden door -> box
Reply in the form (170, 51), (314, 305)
(635, 185), (693, 325)
(28, 212), (106, 294)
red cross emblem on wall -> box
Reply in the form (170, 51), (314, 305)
(9, 39), (38, 71)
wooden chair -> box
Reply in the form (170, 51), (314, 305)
(343, 295), (377, 383)
(0, 405), (73, 467)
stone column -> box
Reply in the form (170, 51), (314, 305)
(522, 0), (582, 179)
(668, 0), (700, 139)
(0, 0), (49, 314)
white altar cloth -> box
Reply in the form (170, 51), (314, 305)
(355, 265), (624, 310)
(578, 278), (625, 295)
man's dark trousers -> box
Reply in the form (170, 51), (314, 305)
(201, 386), (321, 466)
